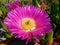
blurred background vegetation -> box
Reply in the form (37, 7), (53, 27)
(0, 0), (60, 45)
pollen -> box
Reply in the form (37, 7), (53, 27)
(21, 18), (35, 31)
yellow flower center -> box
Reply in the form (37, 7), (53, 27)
(21, 18), (35, 31)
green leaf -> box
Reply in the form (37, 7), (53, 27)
(4, 32), (12, 38)
(47, 30), (53, 45)
(32, 0), (40, 7)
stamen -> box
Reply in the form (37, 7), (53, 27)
(21, 18), (35, 31)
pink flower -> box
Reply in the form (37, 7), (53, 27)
(4, 5), (52, 44)
(7, 1), (20, 10)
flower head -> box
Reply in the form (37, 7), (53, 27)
(7, 1), (20, 10)
(4, 5), (52, 44)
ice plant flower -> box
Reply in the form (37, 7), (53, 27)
(7, 1), (20, 10)
(4, 5), (52, 44)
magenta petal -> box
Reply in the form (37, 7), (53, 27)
(21, 33), (27, 40)
(8, 1), (20, 10)
(26, 39), (29, 44)
(34, 36), (40, 42)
